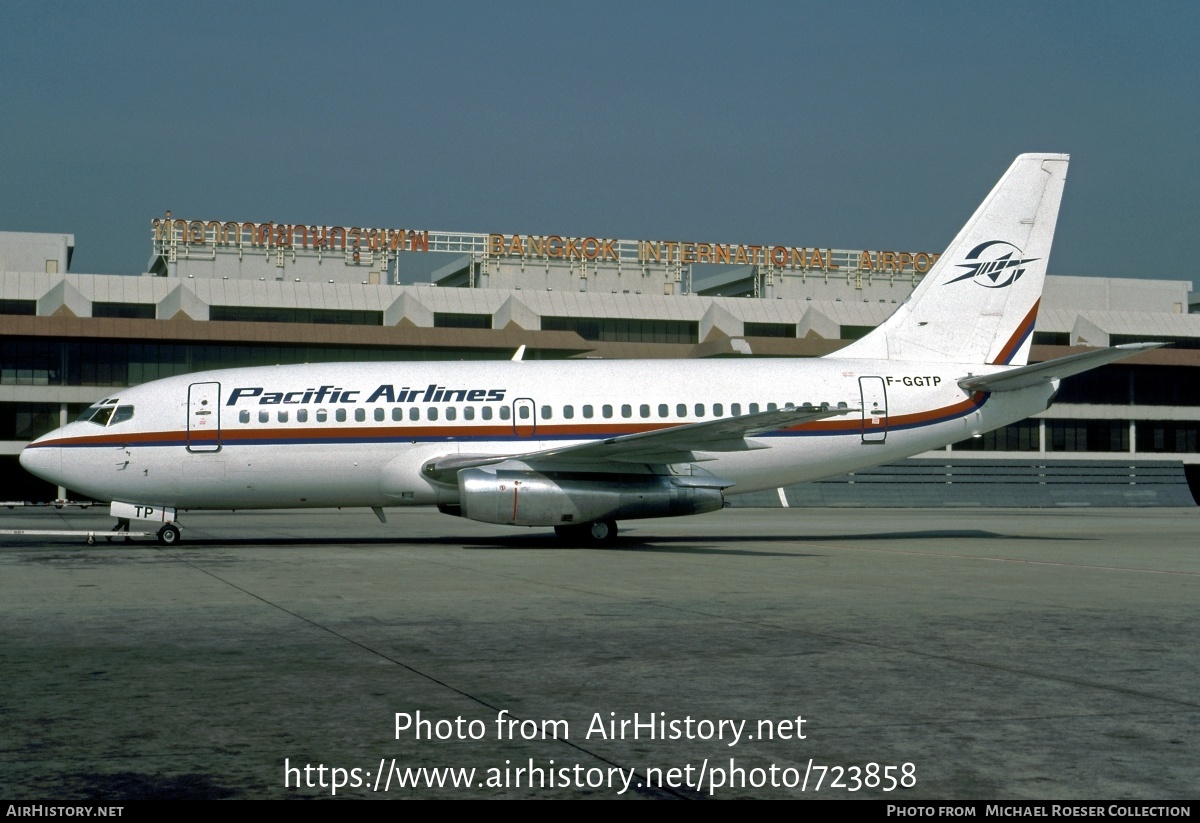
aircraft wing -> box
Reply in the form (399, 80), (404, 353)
(957, 343), (1164, 393)
(422, 404), (857, 480)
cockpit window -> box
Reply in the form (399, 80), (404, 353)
(109, 405), (135, 425)
(76, 399), (133, 426)
(77, 399), (117, 425)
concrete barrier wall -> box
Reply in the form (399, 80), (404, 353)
(727, 459), (1197, 508)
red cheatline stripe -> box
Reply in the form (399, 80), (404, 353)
(29, 394), (986, 450)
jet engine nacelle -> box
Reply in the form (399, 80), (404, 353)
(456, 468), (725, 527)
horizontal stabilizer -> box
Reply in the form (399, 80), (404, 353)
(422, 404), (857, 481)
(957, 343), (1164, 393)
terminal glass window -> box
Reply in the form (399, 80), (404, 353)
(541, 316), (698, 344)
(1047, 420), (1130, 452)
(744, 322), (796, 338)
(433, 313), (492, 329)
(952, 420), (1039, 451)
(1136, 421), (1199, 453)
(93, 302), (156, 320)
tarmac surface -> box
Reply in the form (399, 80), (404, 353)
(1, 506), (1197, 800)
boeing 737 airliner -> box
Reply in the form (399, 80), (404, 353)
(20, 154), (1157, 544)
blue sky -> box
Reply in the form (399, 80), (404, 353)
(2, 1), (1197, 287)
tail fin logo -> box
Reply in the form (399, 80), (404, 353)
(945, 240), (1038, 289)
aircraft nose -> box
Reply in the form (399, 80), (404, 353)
(19, 438), (63, 485)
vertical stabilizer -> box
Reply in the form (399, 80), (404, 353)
(837, 153), (1068, 366)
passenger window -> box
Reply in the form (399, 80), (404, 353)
(714, 403), (723, 416)
(603, 404), (613, 419)
(563, 405), (574, 419)
(239, 410), (250, 424)
(317, 409), (328, 422)
(259, 410), (269, 423)
(658, 404), (669, 418)
(621, 404), (632, 418)
(729, 403), (740, 416)
(374, 408), (385, 422)
(336, 408), (347, 422)
(518, 406), (530, 420)
(446, 407), (456, 421)
(749, 403), (760, 414)
(277, 410), (288, 423)
(482, 407), (493, 420)
(464, 407), (475, 420)
(541, 405), (552, 419)
(768, 402), (778, 411)
(677, 404), (687, 418)
(640, 404), (650, 418)
(500, 407), (511, 420)
(298, 409), (308, 423)
(427, 407), (439, 421)
(583, 405), (593, 419)
(392, 408), (403, 421)
(695, 403), (705, 417)
(409, 408), (419, 421)
(354, 408), (365, 422)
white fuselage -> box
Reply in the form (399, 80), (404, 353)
(21, 357), (1055, 512)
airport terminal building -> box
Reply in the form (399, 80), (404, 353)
(2, 218), (1197, 505)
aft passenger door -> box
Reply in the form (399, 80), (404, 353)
(858, 376), (888, 444)
(187, 381), (222, 453)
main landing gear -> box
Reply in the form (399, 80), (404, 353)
(554, 519), (618, 545)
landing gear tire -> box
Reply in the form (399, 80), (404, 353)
(554, 520), (618, 545)
(157, 524), (181, 545)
